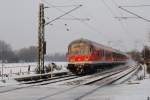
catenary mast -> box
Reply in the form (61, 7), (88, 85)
(38, 3), (46, 74)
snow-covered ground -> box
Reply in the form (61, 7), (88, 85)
(0, 62), (37, 76)
(0, 62), (68, 82)
(0, 62), (150, 100)
(81, 64), (150, 100)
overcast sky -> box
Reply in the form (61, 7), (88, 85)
(0, 0), (150, 54)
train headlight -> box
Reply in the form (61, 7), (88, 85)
(85, 56), (89, 61)
(78, 58), (81, 61)
(70, 59), (75, 62)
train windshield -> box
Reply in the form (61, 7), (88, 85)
(69, 43), (90, 55)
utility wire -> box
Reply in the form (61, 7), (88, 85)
(46, 5), (81, 8)
(101, 0), (117, 17)
(114, 16), (138, 19)
(42, 0), (109, 39)
(111, 0), (139, 38)
(42, 0), (80, 13)
(121, 5), (150, 7)
(101, 0), (128, 36)
(111, 0), (124, 16)
(43, 0), (88, 22)
(101, 0), (132, 51)
(46, 17), (90, 22)
(45, 5), (82, 26)
(119, 6), (150, 23)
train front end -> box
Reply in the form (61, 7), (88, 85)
(67, 40), (93, 74)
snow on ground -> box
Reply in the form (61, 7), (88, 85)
(0, 61), (68, 74)
(0, 62), (36, 75)
(0, 62), (68, 86)
(0, 69), (150, 100)
(82, 78), (150, 100)
(0, 62), (68, 75)
(0, 62), (150, 100)
(0, 79), (19, 87)
(82, 64), (150, 100)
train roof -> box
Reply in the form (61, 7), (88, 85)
(69, 38), (127, 56)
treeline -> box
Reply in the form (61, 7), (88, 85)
(1, 39), (149, 63)
(128, 46), (150, 65)
(0, 40), (18, 63)
(45, 53), (67, 62)
(0, 40), (66, 63)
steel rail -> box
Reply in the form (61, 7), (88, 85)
(37, 65), (139, 100)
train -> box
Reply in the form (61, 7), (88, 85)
(67, 38), (129, 75)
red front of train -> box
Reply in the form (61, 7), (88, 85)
(67, 39), (128, 74)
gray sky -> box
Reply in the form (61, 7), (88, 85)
(0, 0), (150, 54)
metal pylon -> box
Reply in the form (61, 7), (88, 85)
(38, 3), (46, 74)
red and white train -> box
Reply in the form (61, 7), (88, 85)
(67, 39), (128, 74)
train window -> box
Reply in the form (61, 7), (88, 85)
(97, 50), (99, 56)
(99, 51), (102, 57)
(82, 49), (90, 55)
(69, 43), (91, 55)
(106, 51), (109, 57)
(101, 50), (104, 57)
(80, 49), (84, 54)
(105, 51), (111, 58)
(90, 48), (93, 53)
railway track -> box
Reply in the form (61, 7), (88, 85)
(88, 65), (138, 85)
(22, 64), (130, 86)
(37, 65), (140, 100)
(20, 73), (77, 84)
(50, 65), (131, 86)
(0, 72), (79, 94)
(73, 65), (140, 100)
(0, 64), (139, 100)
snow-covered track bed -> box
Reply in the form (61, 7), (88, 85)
(34, 65), (140, 100)
(0, 73), (79, 94)
(53, 65), (131, 86)
(20, 73), (76, 84)
(87, 65), (139, 85)
(72, 65), (140, 100)
(0, 64), (141, 100)
(14, 71), (69, 82)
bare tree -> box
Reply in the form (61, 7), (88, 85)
(17, 46), (37, 62)
(0, 40), (18, 63)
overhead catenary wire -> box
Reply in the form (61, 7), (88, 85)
(100, 0), (129, 36)
(101, 0), (117, 17)
(46, 17), (90, 21)
(121, 5), (150, 8)
(42, 0), (150, 51)
(119, 6), (150, 23)
(111, 0), (150, 43)
(118, 4), (150, 50)
(42, 0), (90, 22)
(45, 5), (81, 8)
(111, 0), (142, 40)
(45, 4), (82, 26)
(114, 16), (138, 19)
(100, 0), (133, 51)
(42, 0), (110, 39)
